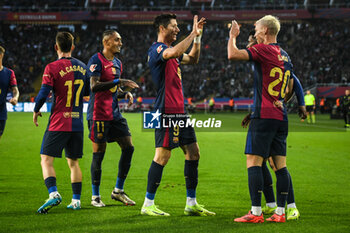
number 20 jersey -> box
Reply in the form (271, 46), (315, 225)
(246, 43), (293, 121)
(42, 57), (88, 131)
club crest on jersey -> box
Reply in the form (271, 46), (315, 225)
(112, 67), (116, 75)
(90, 64), (97, 72)
(157, 45), (163, 54)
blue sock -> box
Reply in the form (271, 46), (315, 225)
(287, 172), (295, 204)
(72, 182), (82, 200)
(92, 184), (100, 196)
(261, 162), (275, 203)
(146, 161), (164, 200)
(115, 177), (125, 190)
(275, 167), (290, 208)
(91, 152), (105, 196)
(248, 166), (263, 207)
(146, 192), (155, 200)
(185, 160), (198, 198)
(44, 177), (57, 194)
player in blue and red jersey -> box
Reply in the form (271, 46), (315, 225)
(228, 15), (296, 223)
(141, 14), (215, 217)
(241, 32), (305, 221)
(0, 46), (19, 140)
(33, 32), (89, 213)
(87, 30), (139, 207)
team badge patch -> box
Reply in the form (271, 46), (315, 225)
(173, 137), (179, 143)
(157, 45), (163, 54)
(90, 64), (97, 72)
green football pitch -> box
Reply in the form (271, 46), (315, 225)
(0, 112), (349, 233)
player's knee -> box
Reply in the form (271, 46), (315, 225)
(187, 151), (200, 160)
(154, 155), (170, 166)
(40, 155), (53, 167)
(67, 158), (79, 168)
(118, 138), (133, 150)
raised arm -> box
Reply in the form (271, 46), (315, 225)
(163, 16), (205, 61)
(181, 17), (206, 65)
(227, 20), (249, 61)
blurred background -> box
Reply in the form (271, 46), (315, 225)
(1, 0), (349, 116)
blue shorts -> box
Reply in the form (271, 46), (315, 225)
(155, 125), (197, 149)
(0, 120), (6, 136)
(40, 131), (83, 158)
(245, 118), (288, 158)
(88, 118), (131, 143)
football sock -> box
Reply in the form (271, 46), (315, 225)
(91, 152), (105, 196)
(261, 161), (275, 203)
(186, 197), (197, 206)
(251, 206), (262, 216)
(275, 167), (290, 208)
(248, 166), (263, 208)
(116, 146), (134, 190)
(92, 185), (100, 196)
(145, 161), (164, 201)
(72, 182), (82, 200)
(311, 114), (316, 123)
(287, 203), (296, 209)
(115, 178), (125, 191)
(185, 160), (198, 201)
(143, 197), (154, 207)
(266, 202), (277, 208)
(276, 207), (285, 215)
(287, 172), (295, 204)
(307, 114), (311, 123)
(44, 176), (57, 194)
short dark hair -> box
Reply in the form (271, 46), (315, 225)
(153, 14), (177, 33)
(102, 30), (117, 43)
(0, 46), (5, 54)
(56, 32), (74, 53)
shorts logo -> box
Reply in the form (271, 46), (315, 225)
(157, 45), (163, 54)
(143, 109), (161, 129)
(173, 137), (179, 143)
(97, 133), (103, 139)
(90, 64), (97, 72)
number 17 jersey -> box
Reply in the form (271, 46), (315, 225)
(42, 57), (88, 132)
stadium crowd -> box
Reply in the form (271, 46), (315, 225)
(2, 0), (346, 12)
(0, 19), (349, 101)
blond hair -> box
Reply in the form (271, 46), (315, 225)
(256, 15), (280, 36)
(0, 46), (5, 54)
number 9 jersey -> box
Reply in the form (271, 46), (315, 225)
(246, 43), (293, 121)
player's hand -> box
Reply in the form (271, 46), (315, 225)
(298, 106), (307, 120)
(119, 79), (139, 89)
(9, 97), (18, 106)
(192, 15), (206, 37)
(229, 20), (240, 38)
(33, 111), (42, 127)
(125, 92), (133, 107)
(197, 17), (206, 30)
(241, 113), (251, 128)
(247, 38), (257, 48)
